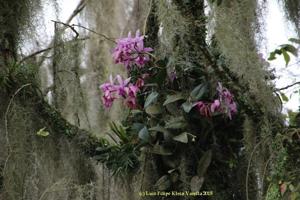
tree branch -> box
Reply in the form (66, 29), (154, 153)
(275, 81), (300, 91)
(18, 37), (88, 64)
(71, 24), (116, 43)
(51, 20), (79, 38)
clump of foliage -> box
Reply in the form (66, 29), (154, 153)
(97, 28), (243, 197)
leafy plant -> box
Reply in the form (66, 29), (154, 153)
(268, 39), (299, 66)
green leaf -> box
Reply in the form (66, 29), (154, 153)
(165, 116), (187, 129)
(149, 125), (171, 140)
(131, 109), (143, 115)
(281, 44), (298, 56)
(154, 175), (171, 190)
(145, 104), (162, 115)
(280, 92), (289, 102)
(173, 132), (189, 143)
(182, 101), (194, 113)
(268, 52), (277, 60)
(190, 176), (205, 192)
(163, 93), (184, 106)
(149, 125), (169, 134)
(36, 127), (49, 137)
(144, 91), (159, 108)
(131, 123), (144, 132)
(282, 49), (290, 66)
(138, 126), (149, 142)
(109, 122), (129, 143)
(289, 38), (300, 44)
(151, 144), (173, 155)
(197, 150), (212, 177)
(190, 83), (206, 101)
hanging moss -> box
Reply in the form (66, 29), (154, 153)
(283, 0), (300, 35)
(213, 0), (280, 115)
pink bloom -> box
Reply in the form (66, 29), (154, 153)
(135, 78), (145, 88)
(211, 99), (221, 113)
(216, 82), (237, 119)
(196, 101), (211, 117)
(112, 30), (153, 69)
(115, 75), (131, 97)
(125, 96), (138, 109)
(100, 75), (141, 109)
(126, 84), (139, 98)
(102, 93), (116, 108)
(168, 70), (177, 82)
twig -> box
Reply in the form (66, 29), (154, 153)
(18, 37), (88, 64)
(245, 136), (270, 200)
(275, 81), (300, 91)
(71, 24), (116, 43)
(3, 83), (32, 176)
(143, 0), (153, 35)
(51, 20), (79, 38)
(36, 0), (88, 66)
(262, 155), (273, 190)
(65, 0), (87, 25)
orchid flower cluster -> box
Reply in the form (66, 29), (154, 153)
(100, 75), (141, 109)
(112, 30), (153, 69)
(196, 83), (237, 119)
(100, 30), (152, 109)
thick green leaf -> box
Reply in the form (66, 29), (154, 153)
(165, 116), (187, 129)
(149, 125), (169, 134)
(138, 126), (149, 142)
(145, 104), (162, 115)
(197, 150), (212, 177)
(144, 91), (159, 108)
(280, 92), (289, 102)
(149, 125), (171, 141)
(268, 52), (277, 60)
(282, 49), (290, 66)
(151, 144), (173, 155)
(163, 93), (184, 106)
(36, 127), (49, 137)
(190, 176), (205, 192)
(289, 38), (300, 44)
(182, 101), (194, 113)
(190, 83), (206, 101)
(154, 175), (171, 190)
(131, 123), (144, 133)
(131, 109), (143, 115)
(173, 132), (189, 143)
(281, 44), (298, 56)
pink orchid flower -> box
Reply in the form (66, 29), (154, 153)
(100, 74), (141, 109)
(112, 30), (153, 69)
(115, 75), (131, 97)
(196, 101), (211, 117)
(211, 99), (221, 113)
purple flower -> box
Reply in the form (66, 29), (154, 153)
(216, 82), (237, 119)
(102, 91), (116, 108)
(126, 84), (139, 98)
(135, 78), (145, 88)
(112, 30), (153, 69)
(100, 75), (141, 109)
(125, 97), (137, 109)
(196, 101), (211, 117)
(115, 75), (131, 97)
(168, 70), (177, 82)
(210, 99), (221, 113)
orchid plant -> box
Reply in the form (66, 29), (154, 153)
(97, 30), (239, 174)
